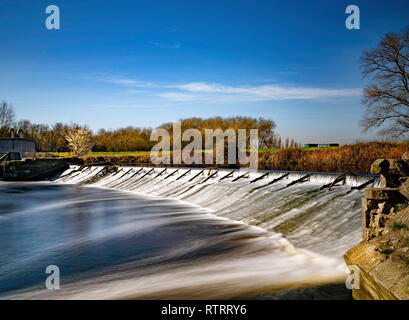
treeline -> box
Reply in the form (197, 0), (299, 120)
(158, 117), (301, 149)
(93, 127), (154, 152)
(0, 101), (301, 152)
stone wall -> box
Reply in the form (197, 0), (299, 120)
(362, 159), (409, 241)
(344, 156), (409, 300)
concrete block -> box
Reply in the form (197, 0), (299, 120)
(380, 173), (403, 188)
(399, 178), (409, 200)
(364, 188), (401, 201)
(371, 159), (409, 175)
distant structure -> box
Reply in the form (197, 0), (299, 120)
(0, 128), (36, 160)
(304, 143), (339, 148)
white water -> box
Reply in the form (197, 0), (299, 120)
(57, 166), (377, 258)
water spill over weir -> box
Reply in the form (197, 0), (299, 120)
(59, 166), (378, 257)
(0, 166), (378, 299)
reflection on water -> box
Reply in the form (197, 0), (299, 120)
(0, 182), (346, 299)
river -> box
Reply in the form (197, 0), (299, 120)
(0, 167), (377, 299)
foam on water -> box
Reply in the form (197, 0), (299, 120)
(59, 166), (377, 257)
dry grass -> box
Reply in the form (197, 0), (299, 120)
(43, 142), (409, 173)
(258, 142), (409, 173)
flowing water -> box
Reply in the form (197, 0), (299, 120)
(0, 166), (378, 299)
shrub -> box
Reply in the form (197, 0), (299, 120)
(65, 128), (94, 157)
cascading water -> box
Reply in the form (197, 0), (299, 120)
(0, 166), (378, 299)
(66, 166), (377, 257)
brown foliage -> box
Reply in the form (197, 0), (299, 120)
(81, 142), (409, 173)
(258, 142), (409, 173)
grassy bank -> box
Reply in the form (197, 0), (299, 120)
(37, 151), (151, 157)
(37, 147), (333, 158)
(258, 142), (409, 173)
(36, 142), (409, 173)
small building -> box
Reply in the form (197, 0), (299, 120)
(304, 143), (339, 148)
(0, 128), (36, 160)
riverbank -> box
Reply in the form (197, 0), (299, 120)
(37, 142), (409, 174)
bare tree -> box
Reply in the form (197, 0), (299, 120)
(65, 127), (94, 157)
(285, 137), (289, 149)
(0, 101), (15, 136)
(360, 27), (409, 138)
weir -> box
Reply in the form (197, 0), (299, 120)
(219, 170), (234, 181)
(176, 169), (191, 180)
(53, 165), (379, 258)
(0, 165), (382, 300)
(320, 172), (356, 190)
(252, 172), (290, 191)
(250, 171), (269, 183)
(153, 168), (167, 179)
(285, 174), (311, 188)
(231, 171), (249, 182)
(138, 168), (155, 180)
(349, 178), (376, 191)
(188, 169), (205, 182)
(164, 169), (179, 179)
(201, 170), (218, 183)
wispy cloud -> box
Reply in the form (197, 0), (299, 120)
(163, 26), (180, 33)
(157, 92), (203, 102)
(164, 82), (361, 102)
(149, 41), (181, 49)
(91, 76), (155, 88)
(88, 76), (361, 103)
(276, 71), (299, 75)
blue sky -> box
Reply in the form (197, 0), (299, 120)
(0, 0), (408, 144)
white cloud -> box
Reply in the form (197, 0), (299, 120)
(157, 92), (198, 102)
(88, 76), (361, 103)
(149, 41), (181, 49)
(110, 78), (153, 87)
(92, 76), (155, 88)
(166, 82), (361, 102)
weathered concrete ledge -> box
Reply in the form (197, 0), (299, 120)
(345, 207), (409, 299)
(344, 156), (409, 300)
(0, 157), (83, 181)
